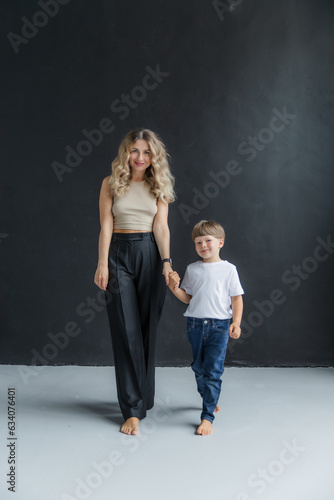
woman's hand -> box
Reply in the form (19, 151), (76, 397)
(162, 262), (173, 285)
(94, 264), (109, 291)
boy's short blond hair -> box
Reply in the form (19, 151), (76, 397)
(191, 220), (226, 242)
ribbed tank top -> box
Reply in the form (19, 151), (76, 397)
(112, 181), (158, 231)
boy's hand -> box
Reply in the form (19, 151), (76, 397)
(229, 322), (241, 339)
(168, 271), (180, 291)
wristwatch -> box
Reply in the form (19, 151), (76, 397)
(162, 258), (172, 266)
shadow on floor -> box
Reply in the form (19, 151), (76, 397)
(36, 399), (124, 427)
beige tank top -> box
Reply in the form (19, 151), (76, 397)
(112, 181), (158, 231)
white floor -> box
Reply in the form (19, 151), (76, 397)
(0, 366), (333, 500)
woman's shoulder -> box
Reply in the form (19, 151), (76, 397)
(100, 176), (113, 202)
(101, 175), (112, 193)
(102, 175), (111, 185)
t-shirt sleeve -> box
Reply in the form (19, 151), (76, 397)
(229, 266), (244, 296)
(180, 266), (192, 295)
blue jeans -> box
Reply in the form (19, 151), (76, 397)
(187, 317), (230, 423)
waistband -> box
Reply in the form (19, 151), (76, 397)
(186, 317), (231, 326)
(112, 232), (155, 241)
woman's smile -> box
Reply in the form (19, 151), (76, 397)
(129, 139), (151, 173)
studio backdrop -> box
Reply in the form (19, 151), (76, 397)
(1, 0), (334, 368)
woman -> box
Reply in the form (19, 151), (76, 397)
(94, 129), (175, 435)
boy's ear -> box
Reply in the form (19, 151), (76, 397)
(219, 238), (225, 248)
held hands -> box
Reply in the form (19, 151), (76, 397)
(229, 322), (241, 339)
(162, 262), (173, 285)
(167, 271), (191, 304)
(168, 271), (180, 291)
(94, 264), (109, 291)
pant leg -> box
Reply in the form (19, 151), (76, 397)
(106, 237), (147, 420)
(187, 318), (205, 397)
(201, 319), (230, 423)
(133, 234), (166, 409)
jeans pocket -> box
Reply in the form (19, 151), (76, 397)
(215, 321), (229, 334)
(187, 324), (195, 335)
(186, 319), (197, 336)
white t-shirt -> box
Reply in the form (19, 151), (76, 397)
(180, 260), (244, 319)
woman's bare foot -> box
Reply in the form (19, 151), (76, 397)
(121, 417), (139, 435)
(196, 419), (213, 436)
(214, 404), (220, 412)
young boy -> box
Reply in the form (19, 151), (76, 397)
(168, 220), (244, 436)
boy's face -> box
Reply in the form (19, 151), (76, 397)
(194, 234), (224, 263)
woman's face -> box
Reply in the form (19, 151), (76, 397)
(128, 140), (151, 174)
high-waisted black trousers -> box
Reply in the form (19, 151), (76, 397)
(105, 232), (166, 420)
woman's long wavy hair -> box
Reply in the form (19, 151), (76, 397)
(108, 129), (175, 203)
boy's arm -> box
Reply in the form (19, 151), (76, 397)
(168, 271), (192, 304)
(229, 295), (243, 339)
(171, 287), (192, 304)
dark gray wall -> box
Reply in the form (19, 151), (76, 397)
(1, 0), (334, 368)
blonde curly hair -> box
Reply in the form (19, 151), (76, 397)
(108, 128), (175, 203)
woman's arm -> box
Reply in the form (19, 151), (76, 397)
(94, 176), (113, 291)
(153, 199), (172, 285)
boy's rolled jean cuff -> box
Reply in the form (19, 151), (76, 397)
(201, 413), (214, 423)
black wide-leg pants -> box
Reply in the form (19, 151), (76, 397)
(105, 232), (166, 420)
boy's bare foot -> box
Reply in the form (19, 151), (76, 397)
(214, 404), (220, 412)
(196, 419), (213, 436)
(121, 417), (139, 435)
